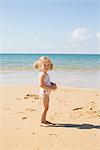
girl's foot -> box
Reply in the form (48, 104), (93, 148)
(46, 120), (55, 125)
(39, 122), (48, 127)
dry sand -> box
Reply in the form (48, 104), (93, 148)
(0, 85), (100, 150)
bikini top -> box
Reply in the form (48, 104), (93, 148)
(39, 71), (51, 86)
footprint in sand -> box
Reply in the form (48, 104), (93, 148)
(26, 108), (35, 111)
(32, 132), (35, 135)
(84, 101), (97, 118)
(72, 107), (83, 111)
(22, 117), (27, 120)
(16, 98), (21, 100)
(71, 101), (99, 119)
(24, 94), (39, 100)
(71, 107), (84, 118)
(49, 133), (56, 135)
(24, 96), (28, 99)
(97, 111), (100, 118)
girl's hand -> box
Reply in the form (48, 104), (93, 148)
(51, 82), (57, 89)
(51, 84), (57, 90)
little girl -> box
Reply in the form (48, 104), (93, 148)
(34, 56), (57, 126)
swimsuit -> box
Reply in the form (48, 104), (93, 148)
(39, 72), (51, 96)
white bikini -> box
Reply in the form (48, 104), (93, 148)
(39, 71), (52, 96)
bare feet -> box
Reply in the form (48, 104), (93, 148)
(45, 120), (53, 124)
(39, 122), (48, 127)
(39, 120), (55, 127)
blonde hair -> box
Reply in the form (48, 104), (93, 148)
(34, 56), (53, 70)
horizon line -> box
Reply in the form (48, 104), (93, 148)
(0, 53), (100, 55)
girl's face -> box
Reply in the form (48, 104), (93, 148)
(40, 60), (51, 73)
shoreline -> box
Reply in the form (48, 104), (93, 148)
(0, 84), (100, 90)
(1, 70), (100, 89)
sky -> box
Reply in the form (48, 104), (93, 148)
(0, 0), (100, 54)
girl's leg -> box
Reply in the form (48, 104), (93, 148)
(41, 94), (49, 124)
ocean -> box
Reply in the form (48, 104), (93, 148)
(0, 54), (100, 88)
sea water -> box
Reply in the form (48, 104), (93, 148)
(0, 54), (100, 88)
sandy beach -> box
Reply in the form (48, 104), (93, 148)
(0, 85), (100, 150)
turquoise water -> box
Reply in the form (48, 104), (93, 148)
(0, 54), (100, 88)
(0, 54), (100, 72)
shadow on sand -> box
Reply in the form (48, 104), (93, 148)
(48, 123), (100, 129)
